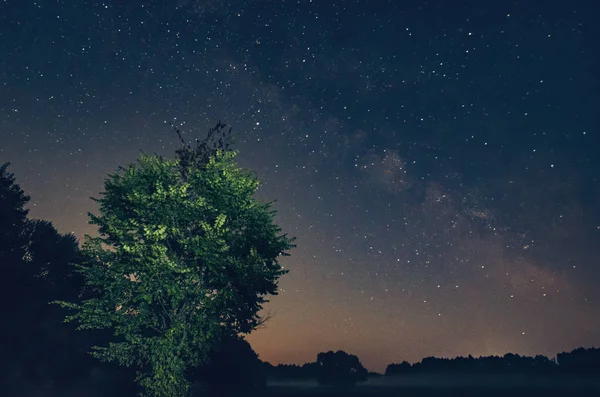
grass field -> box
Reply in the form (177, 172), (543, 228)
(248, 375), (600, 397)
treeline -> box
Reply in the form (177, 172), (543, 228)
(263, 362), (320, 380)
(386, 348), (600, 376)
(259, 348), (600, 380)
(262, 347), (600, 382)
(264, 351), (369, 385)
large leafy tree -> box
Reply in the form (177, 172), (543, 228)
(57, 122), (295, 396)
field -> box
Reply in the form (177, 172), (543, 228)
(251, 375), (600, 397)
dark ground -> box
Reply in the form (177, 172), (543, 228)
(261, 388), (598, 397)
(239, 375), (600, 397)
(13, 374), (599, 396)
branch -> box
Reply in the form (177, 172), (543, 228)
(157, 292), (174, 326)
(178, 325), (187, 356)
(256, 308), (275, 330)
(168, 121), (186, 146)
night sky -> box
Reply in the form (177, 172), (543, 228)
(1, 1), (599, 373)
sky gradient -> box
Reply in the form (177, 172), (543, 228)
(1, 0), (599, 373)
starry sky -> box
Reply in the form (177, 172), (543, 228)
(1, 0), (599, 373)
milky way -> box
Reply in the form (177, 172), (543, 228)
(1, 1), (599, 372)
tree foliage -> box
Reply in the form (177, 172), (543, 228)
(0, 163), (133, 396)
(189, 335), (266, 392)
(0, 162), (31, 390)
(316, 350), (368, 386)
(56, 122), (295, 396)
(0, 162), (30, 275)
(557, 347), (600, 374)
(386, 353), (563, 375)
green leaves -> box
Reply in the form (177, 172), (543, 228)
(55, 133), (295, 397)
(214, 213), (227, 230)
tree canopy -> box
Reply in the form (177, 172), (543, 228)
(316, 350), (369, 386)
(56, 123), (295, 396)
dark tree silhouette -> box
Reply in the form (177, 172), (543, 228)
(385, 360), (412, 376)
(188, 335), (266, 393)
(386, 352), (573, 376)
(0, 166), (84, 392)
(9, 220), (84, 390)
(263, 362), (319, 380)
(557, 347), (600, 374)
(0, 163), (138, 396)
(0, 162), (30, 284)
(0, 162), (32, 392)
(316, 350), (368, 386)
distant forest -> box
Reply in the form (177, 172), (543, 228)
(263, 347), (600, 380)
(385, 348), (600, 375)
